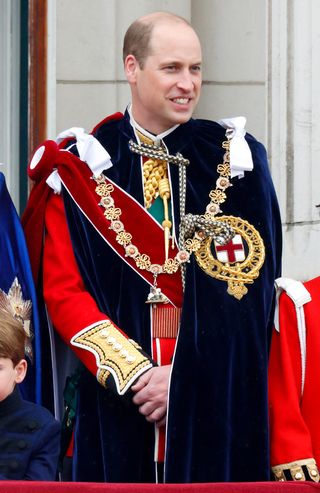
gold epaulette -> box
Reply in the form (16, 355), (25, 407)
(272, 458), (319, 482)
(71, 320), (153, 395)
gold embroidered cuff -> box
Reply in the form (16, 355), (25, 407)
(97, 368), (110, 388)
(71, 320), (153, 395)
(272, 458), (319, 482)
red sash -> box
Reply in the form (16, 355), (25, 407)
(23, 142), (183, 308)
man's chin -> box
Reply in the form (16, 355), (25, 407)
(171, 111), (193, 125)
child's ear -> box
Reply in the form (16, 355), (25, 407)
(14, 359), (27, 384)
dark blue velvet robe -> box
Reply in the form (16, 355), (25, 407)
(61, 113), (282, 483)
(0, 173), (42, 404)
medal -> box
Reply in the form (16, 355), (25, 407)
(145, 275), (169, 306)
(194, 215), (265, 300)
(93, 129), (265, 302)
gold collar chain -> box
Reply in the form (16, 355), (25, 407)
(92, 133), (233, 275)
(92, 134), (265, 300)
(93, 174), (190, 277)
(190, 139), (266, 300)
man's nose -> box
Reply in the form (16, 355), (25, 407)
(176, 70), (194, 91)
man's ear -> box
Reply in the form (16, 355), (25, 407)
(124, 54), (140, 83)
(14, 359), (27, 384)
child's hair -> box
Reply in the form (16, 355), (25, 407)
(0, 313), (26, 365)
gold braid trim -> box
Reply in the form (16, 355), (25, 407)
(272, 458), (319, 482)
(97, 368), (110, 388)
(136, 130), (168, 209)
(71, 321), (153, 394)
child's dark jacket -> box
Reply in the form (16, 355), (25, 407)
(0, 387), (60, 480)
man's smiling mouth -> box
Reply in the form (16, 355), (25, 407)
(171, 97), (191, 105)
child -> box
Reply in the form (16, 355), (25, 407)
(0, 283), (60, 480)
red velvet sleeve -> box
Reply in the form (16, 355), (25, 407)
(268, 292), (314, 467)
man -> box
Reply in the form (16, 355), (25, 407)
(269, 277), (320, 482)
(23, 12), (282, 483)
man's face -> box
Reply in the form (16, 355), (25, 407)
(126, 22), (202, 134)
(0, 357), (26, 401)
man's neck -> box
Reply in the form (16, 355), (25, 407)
(127, 104), (179, 145)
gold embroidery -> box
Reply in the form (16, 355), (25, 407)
(116, 231), (132, 246)
(104, 207), (121, 221)
(163, 258), (179, 274)
(138, 131), (173, 260)
(96, 183), (113, 196)
(184, 238), (202, 252)
(190, 138), (265, 299)
(93, 132), (265, 300)
(136, 131), (168, 209)
(143, 159), (167, 208)
(71, 321), (152, 394)
(136, 254), (152, 270)
(195, 215), (265, 300)
(93, 175), (190, 277)
(209, 189), (227, 204)
(272, 458), (319, 482)
(97, 368), (110, 388)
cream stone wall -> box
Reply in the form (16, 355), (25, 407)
(268, 0), (320, 279)
(0, 0), (20, 207)
(51, 0), (320, 280)
(192, 0), (267, 143)
(55, 0), (267, 142)
(55, 0), (192, 135)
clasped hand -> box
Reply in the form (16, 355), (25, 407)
(131, 364), (171, 427)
